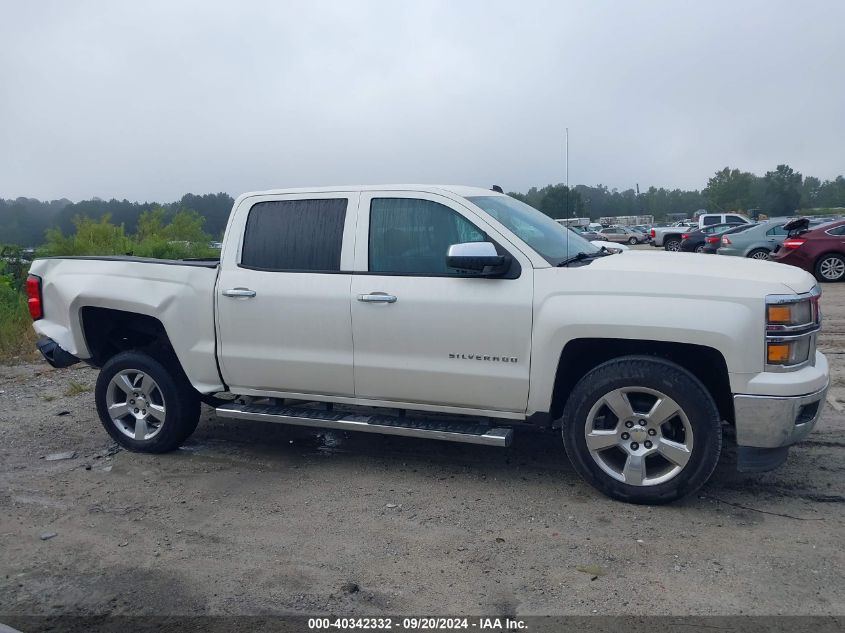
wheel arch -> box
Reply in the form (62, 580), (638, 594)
(547, 338), (733, 426)
(80, 306), (182, 372)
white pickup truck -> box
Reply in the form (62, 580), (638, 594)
(651, 214), (753, 250)
(27, 185), (828, 504)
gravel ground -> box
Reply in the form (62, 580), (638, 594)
(1, 275), (843, 618)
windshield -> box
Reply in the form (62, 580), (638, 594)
(466, 196), (599, 265)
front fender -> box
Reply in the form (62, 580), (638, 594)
(527, 290), (762, 416)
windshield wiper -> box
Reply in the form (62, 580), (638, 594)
(557, 250), (610, 267)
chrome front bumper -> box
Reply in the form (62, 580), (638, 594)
(733, 382), (828, 449)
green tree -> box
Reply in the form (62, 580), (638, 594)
(135, 208), (167, 241)
(44, 215), (132, 256)
(537, 184), (582, 219)
(132, 209), (215, 259)
(162, 209), (209, 242)
(816, 176), (845, 209)
(703, 167), (759, 211)
(801, 176), (822, 209)
(764, 164), (803, 217)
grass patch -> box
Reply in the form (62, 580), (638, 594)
(0, 286), (36, 363)
(64, 381), (92, 397)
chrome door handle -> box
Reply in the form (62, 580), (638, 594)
(222, 288), (257, 298)
(357, 293), (397, 303)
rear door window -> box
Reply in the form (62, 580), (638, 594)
(241, 198), (347, 271)
(702, 216), (720, 226)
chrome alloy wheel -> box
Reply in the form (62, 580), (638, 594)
(749, 250), (770, 260)
(819, 256), (845, 281)
(584, 387), (693, 486)
(105, 369), (166, 441)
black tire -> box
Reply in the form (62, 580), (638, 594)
(561, 356), (722, 504)
(694, 244), (705, 253)
(95, 351), (201, 453)
(628, 237), (638, 245)
(746, 248), (770, 261)
(664, 238), (681, 252)
(814, 253), (845, 282)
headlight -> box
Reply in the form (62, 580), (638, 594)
(767, 301), (814, 327)
(765, 287), (821, 369)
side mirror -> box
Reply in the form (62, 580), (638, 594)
(446, 242), (507, 275)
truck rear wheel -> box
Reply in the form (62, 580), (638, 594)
(561, 356), (721, 504)
(95, 351), (200, 453)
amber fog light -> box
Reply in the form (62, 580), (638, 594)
(767, 338), (811, 366)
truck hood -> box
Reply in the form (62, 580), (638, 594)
(584, 250), (816, 295)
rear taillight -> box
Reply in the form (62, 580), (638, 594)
(26, 274), (43, 320)
(706, 236), (720, 244)
(722, 237), (732, 245)
(650, 229), (655, 238)
(782, 238), (806, 249)
(681, 233), (689, 240)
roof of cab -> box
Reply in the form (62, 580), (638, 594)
(236, 184), (506, 200)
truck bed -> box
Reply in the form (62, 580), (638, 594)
(28, 256), (224, 393)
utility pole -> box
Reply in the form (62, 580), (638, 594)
(565, 127), (570, 217)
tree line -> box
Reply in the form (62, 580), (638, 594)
(0, 192), (233, 247)
(509, 164), (845, 220)
(2, 165), (845, 247)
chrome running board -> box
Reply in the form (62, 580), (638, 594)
(215, 402), (513, 447)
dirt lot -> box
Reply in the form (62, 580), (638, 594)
(1, 278), (844, 618)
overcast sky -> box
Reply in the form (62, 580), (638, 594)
(1, 0), (843, 202)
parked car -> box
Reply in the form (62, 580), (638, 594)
(632, 225), (652, 239)
(717, 221), (789, 260)
(772, 218), (845, 282)
(650, 221), (703, 251)
(27, 185), (828, 504)
(598, 226), (648, 245)
(702, 224), (754, 254)
(571, 226), (603, 241)
(679, 223), (747, 253)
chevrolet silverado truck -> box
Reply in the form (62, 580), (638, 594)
(27, 185), (828, 504)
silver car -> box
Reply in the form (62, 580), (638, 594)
(598, 226), (648, 245)
(716, 221), (788, 260)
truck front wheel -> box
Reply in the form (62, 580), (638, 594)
(561, 356), (721, 504)
(95, 351), (200, 453)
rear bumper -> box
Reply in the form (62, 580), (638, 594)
(36, 337), (80, 368)
(732, 381), (827, 472)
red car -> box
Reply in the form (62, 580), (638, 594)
(772, 218), (845, 282)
